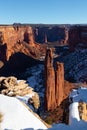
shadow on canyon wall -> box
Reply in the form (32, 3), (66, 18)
(0, 52), (42, 77)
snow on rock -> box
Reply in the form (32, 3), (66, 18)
(58, 48), (87, 82)
(26, 64), (45, 98)
(0, 94), (47, 130)
(69, 102), (80, 124)
(17, 94), (35, 111)
(17, 93), (34, 104)
(69, 87), (87, 103)
(69, 87), (87, 125)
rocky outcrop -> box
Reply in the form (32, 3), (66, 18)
(0, 76), (40, 110)
(28, 93), (40, 110)
(68, 25), (87, 51)
(45, 49), (64, 111)
(0, 76), (34, 96)
(78, 101), (87, 121)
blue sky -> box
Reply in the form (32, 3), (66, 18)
(0, 0), (87, 24)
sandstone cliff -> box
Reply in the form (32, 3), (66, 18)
(34, 26), (68, 44)
(45, 48), (64, 111)
(0, 24), (69, 63)
(0, 25), (35, 60)
(0, 25), (46, 74)
(68, 25), (87, 51)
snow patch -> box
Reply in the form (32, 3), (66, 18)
(0, 94), (47, 130)
(69, 102), (80, 124)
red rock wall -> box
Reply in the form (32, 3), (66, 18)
(0, 25), (35, 60)
(45, 49), (64, 111)
(68, 25), (87, 51)
(34, 26), (68, 44)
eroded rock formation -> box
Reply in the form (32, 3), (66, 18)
(45, 48), (64, 111)
(55, 62), (64, 106)
(45, 49), (56, 111)
(0, 76), (40, 110)
(0, 76), (33, 96)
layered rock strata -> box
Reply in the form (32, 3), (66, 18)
(0, 25), (42, 61)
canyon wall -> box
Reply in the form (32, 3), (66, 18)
(68, 25), (87, 51)
(0, 25), (35, 61)
(33, 26), (68, 44)
(0, 24), (69, 63)
(45, 48), (64, 111)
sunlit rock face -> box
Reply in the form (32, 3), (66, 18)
(0, 25), (35, 60)
(55, 62), (64, 106)
(45, 48), (64, 111)
(45, 48), (56, 111)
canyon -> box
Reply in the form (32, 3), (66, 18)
(0, 24), (87, 63)
(0, 24), (87, 125)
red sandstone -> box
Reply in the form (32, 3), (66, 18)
(45, 48), (64, 111)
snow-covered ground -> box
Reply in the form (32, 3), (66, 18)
(26, 64), (44, 98)
(25, 64), (45, 110)
(48, 120), (87, 130)
(0, 94), (47, 130)
(58, 48), (87, 82)
(23, 64), (87, 130)
(69, 87), (87, 103)
(69, 87), (87, 124)
(1, 70), (87, 130)
(17, 93), (35, 111)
